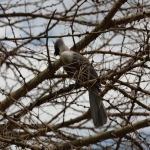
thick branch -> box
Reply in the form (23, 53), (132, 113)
(53, 118), (150, 150)
(71, 0), (127, 51)
(0, 58), (62, 112)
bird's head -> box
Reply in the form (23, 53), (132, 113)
(54, 38), (64, 56)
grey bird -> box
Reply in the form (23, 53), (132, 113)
(54, 38), (107, 127)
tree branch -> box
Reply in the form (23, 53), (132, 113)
(0, 58), (62, 112)
(53, 118), (150, 150)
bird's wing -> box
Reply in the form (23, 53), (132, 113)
(73, 52), (100, 88)
(61, 51), (99, 85)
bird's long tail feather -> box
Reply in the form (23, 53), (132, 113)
(89, 86), (107, 127)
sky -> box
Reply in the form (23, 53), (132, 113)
(0, 0), (150, 149)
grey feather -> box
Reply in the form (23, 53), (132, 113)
(89, 86), (107, 127)
(54, 38), (107, 127)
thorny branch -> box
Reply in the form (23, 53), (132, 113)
(0, 0), (150, 149)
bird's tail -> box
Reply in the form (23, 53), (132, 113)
(89, 86), (107, 127)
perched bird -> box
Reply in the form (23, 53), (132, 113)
(54, 38), (107, 127)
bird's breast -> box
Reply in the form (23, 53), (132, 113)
(61, 51), (74, 65)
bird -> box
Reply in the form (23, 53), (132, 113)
(54, 38), (107, 127)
